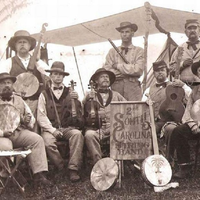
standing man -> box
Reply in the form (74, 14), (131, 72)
(37, 61), (84, 182)
(0, 72), (51, 187)
(104, 21), (144, 101)
(170, 19), (200, 84)
(0, 30), (49, 117)
(83, 68), (126, 166)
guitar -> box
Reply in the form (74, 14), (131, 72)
(159, 47), (185, 122)
(141, 95), (172, 186)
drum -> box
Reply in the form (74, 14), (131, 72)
(90, 157), (119, 191)
(0, 103), (20, 132)
(141, 154), (172, 187)
(13, 72), (39, 98)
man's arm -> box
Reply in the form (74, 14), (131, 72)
(37, 93), (56, 133)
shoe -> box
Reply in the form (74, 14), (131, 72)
(69, 170), (80, 182)
(33, 172), (53, 187)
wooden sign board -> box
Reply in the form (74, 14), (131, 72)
(110, 101), (152, 160)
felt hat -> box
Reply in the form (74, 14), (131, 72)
(153, 60), (168, 71)
(116, 21), (138, 32)
(8, 30), (36, 51)
(185, 19), (199, 29)
(45, 61), (70, 76)
(90, 68), (116, 86)
(0, 73), (16, 83)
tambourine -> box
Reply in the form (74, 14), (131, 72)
(90, 157), (119, 191)
(13, 72), (39, 98)
(0, 103), (20, 132)
(141, 154), (172, 186)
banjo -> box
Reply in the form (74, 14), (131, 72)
(13, 23), (48, 98)
(141, 95), (172, 187)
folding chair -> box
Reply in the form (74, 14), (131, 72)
(0, 149), (31, 197)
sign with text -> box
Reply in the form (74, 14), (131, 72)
(110, 101), (152, 160)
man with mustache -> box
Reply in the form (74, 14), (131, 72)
(104, 21), (144, 101)
(0, 30), (49, 119)
(0, 72), (52, 187)
(83, 68), (126, 165)
(170, 19), (200, 84)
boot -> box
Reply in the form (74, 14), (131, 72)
(69, 170), (80, 182)
(173, 164), (192, 179)
(33, 172), (53, 187)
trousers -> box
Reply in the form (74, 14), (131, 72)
(41, 128), (84, 171)
(9, 128), (48, 174)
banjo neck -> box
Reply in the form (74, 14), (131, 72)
(147, 95), (159, 155)
(27, 23), (48, 72)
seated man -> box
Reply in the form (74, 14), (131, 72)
(142, 60), (191, 158)
(0, 72), (51, 187)
(83, 68), (126, 166)
(170, 60), (200, 178)
(37, 61), (84, 182)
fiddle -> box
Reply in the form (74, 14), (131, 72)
(84, 80), (102, 129)
(66, 80), (84, 129)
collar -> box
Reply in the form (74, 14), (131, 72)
(17, 54), (31, 62)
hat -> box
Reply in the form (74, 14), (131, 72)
(45, 61), (70, 76)
(90, 68), (116, 86)
(0, 73), (16, 83)
(153, 60), (168, 71)
(116, 22), (138, 32)
(191, 60), (200, 75)
(185, 19), (199, 29)
(8, 30), (36, 52)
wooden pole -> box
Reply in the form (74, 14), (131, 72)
(142, 2), (151, 92)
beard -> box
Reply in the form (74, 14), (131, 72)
(1, 86), (13, 101)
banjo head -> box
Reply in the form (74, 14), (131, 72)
(191, 99), (200, 122)
(141, 155), (172, 186)
(0, 103), (20, 132)
(90, 157), (119, 191)
(13, 72), (39, 98)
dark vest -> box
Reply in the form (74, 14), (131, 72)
(43, 86), (71, 128)
(10, 56), (45, 100)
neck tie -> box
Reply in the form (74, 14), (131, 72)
(121, 47), (129, 55)
(53, 86), (63, 90)
(98, 88), (109, 93)
(156, 82), (167, 88)
(186, 40), (199, 50)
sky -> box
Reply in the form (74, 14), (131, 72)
(1, 0), (200, 99)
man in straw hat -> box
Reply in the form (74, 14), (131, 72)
(104, 21), (144, 101)
(37, 61), (84, 182)
(169, 60), (200, 178)
(0, 30), (49, 117)
(170, 19), (200, 84)
(0, 72), (52, 187)
(83, 68), (126, 166)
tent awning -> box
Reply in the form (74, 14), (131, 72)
(32, 3), (200, 46)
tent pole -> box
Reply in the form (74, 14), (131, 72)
(142, 2), (151, 92)
(72, 47), (85, 96)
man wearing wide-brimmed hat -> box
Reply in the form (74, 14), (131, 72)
(170, 19), (200, 84)
(104, 21), (144, 101)
(0, 30), (49, 117)
(37, 61), (84, 182)
(0, 72), (52, 187)
(83, 68), (126, 166)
